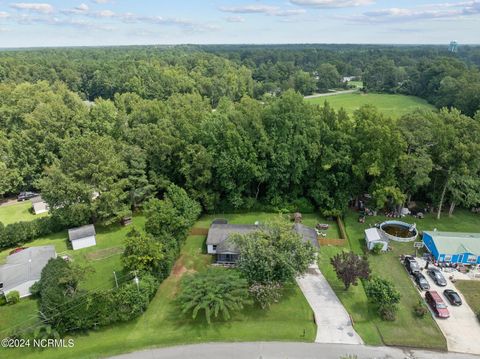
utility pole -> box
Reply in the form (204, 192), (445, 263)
(133, 271), (140, 293)
(113, 271), (119, 288)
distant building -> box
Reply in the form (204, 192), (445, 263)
(423, 231), (480, 264)
(449, 41), (458, 53)
(342, 76), (356, 83)
(68, 224), (96, 250)
(206, 220), (319, 264)
(0, 246), (56, 298)
(31, 196), (48, 215)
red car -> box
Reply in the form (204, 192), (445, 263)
(426, 290), (450, 318)
(9, 247), (27, 255)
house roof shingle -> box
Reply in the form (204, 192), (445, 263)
(0, 246), (56, 292)
(68, 224), (96, 242)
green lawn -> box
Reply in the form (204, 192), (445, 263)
(0, 202), (47, 225)
(1, 213), (316, 359)
(334, 208), (480, 350)
(455, 280), (480, 315)
(348, 81), (363, 89)
(306, 93), (435, 118)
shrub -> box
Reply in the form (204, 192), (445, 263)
(178, 268), (251, 324)
(414, 300), (428, 318)
(0, 293), (7, 306)
(477, 311), (480, 323)
(371, 243), (383, 255)
(249, 282), (283, 309)
(331, 251), (370, 290)
(379, 305), (397, 321)
(365, 277), (401, 321)
(0, 216), (68, 251)
(6, 291), (20, 305)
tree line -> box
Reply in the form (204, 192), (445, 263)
(1, 79), (479, 223)
(0, 45), (479, 113)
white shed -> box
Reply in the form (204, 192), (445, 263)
(31, 196), (48, 215)
(68, 224), (96, 250)
(365, 228), (388, 251)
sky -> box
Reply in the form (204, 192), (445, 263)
(0, 0), (479, 47)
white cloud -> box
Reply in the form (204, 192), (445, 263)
(290, 0), (374, 8)
(10, 3), (54, 14)
(225, 16), (246, 23)
(0, 11), (10, 19)
(351, 1), (480, 23)
(91, 0), (113, 3)
(219, 4), (306, 16)
(94, 9), (115, 18)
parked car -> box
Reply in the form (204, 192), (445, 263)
(17, 191), (38, 201)
(427, 268), (447, 286)
(414, 272), (430, 290)
(8, 247), (27, 255)
(425, 290), (450, 318)
(443, 289), (462, 306)
(404, 256), (421, 274)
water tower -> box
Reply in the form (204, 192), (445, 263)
(448, 41), (458, 53)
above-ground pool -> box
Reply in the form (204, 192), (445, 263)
(379, 220), (418, 242)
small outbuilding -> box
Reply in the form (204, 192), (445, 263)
(31, 196), (48, 215)
(0, 246), (56, 298)
(365, 228), (388, 252)
(423, 231), (480, 264)
(68, 224), (96, 250)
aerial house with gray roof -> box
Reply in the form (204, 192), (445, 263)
(0, 246), (57, 298)
(206, 219), (319, 264)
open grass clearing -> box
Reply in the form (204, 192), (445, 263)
(306, 92), (435, 118)
(455, 280), (480, 315)
(0, 201), (47, 225)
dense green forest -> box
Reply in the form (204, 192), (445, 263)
(1, 45), (480, 226)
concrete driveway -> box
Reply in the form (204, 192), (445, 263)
(296, 263), (363, 344)
(411, 260), (480, 355)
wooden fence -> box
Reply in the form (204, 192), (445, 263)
(189, 228), (209, 236)
(319, 238), (347, 246)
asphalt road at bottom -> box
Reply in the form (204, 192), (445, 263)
(110, 342), (480, 359)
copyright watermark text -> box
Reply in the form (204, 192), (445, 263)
(1, 337), (74, 349)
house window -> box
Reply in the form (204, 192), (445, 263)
(0, 282), (3, 289)
(212, 245), (217, 251)
(467, 255), (477, 263)
(443, 255), (452, 262)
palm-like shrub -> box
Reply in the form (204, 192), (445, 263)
(178, 268), (251, 324)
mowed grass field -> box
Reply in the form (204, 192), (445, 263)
(0, 201), (47, 225)
(307, 92), (435, 118)
(1, 212), (321, 359)
(455, 281), (480, 315)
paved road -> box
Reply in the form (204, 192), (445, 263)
(110, 342), (480, 359)
(296, 263), (363, 344)
(304, 89), (359, 99)
(413, 259), (480, 355)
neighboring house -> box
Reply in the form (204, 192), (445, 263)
(69, 224), (96, 250)
(31, 196), (49, 215)
(342, 76), (356, 83)
(364, 228), (388, 251)
(0, 246), (56, 298)
(206, 220), (319, 264)
(423, 231), (480, 264)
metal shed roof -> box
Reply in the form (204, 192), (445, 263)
(423, 231), (480, 255)
(68, 224), (96, 241)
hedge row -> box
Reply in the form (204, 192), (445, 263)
(0, 217), (69, 251)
